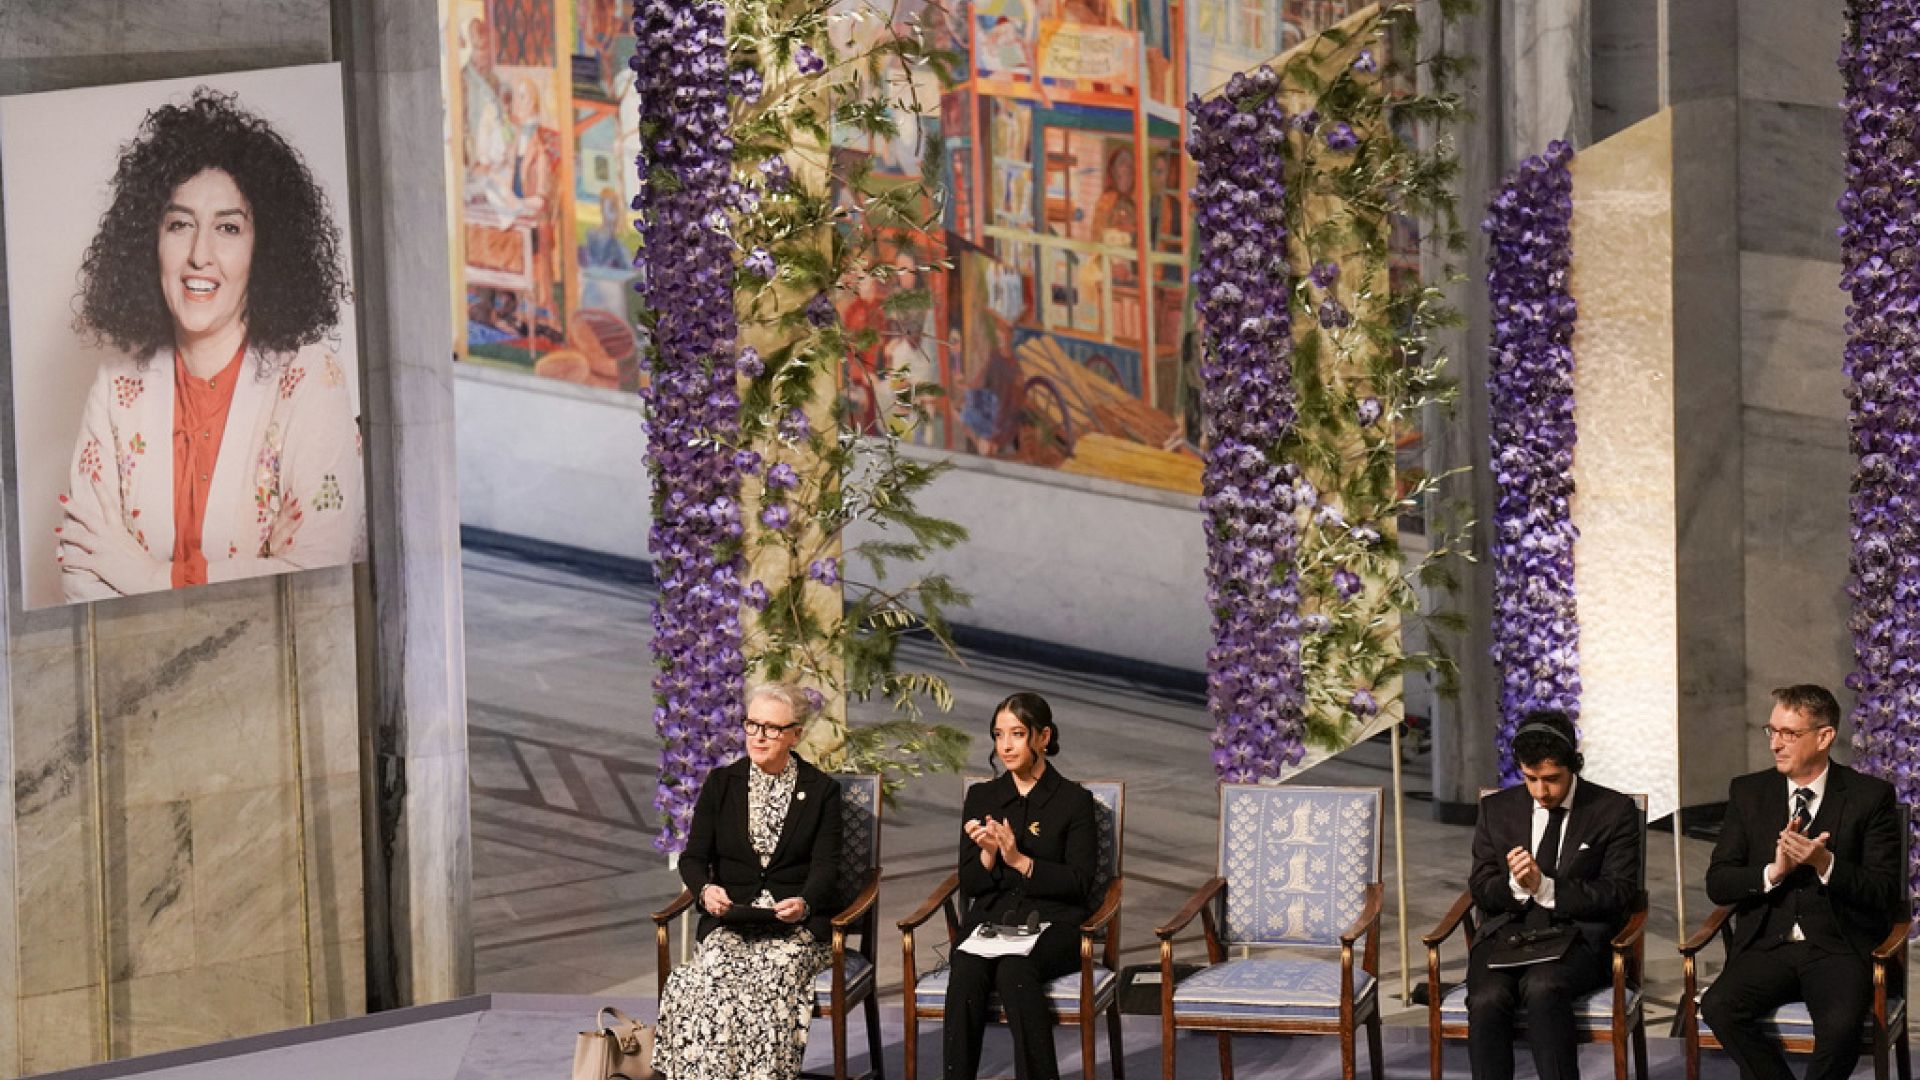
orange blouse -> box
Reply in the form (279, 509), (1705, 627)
(171, 343), (246, 588)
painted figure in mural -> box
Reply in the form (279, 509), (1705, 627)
(961, 309), (1025, 457)
(578, 187), (629, 271)
(461, 18), (514, 195)
(651, 683), (843, 1080)
(60, 88), (363, 601)
(1466, 710), (1641, 1080)
(507, 74), (562, 335)
(1699, 684), (1903, 1080)
(944, 692), (1099, 1080)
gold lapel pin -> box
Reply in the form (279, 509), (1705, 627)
(796, 791), (806, 801)
(1028, 822), (1041, 836)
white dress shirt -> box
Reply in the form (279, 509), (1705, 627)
(1509, 774), (1578, 909)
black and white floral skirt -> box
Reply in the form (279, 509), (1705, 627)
(651, 924), (831, 1080)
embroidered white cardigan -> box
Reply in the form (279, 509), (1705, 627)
(61, 343), (364, 601)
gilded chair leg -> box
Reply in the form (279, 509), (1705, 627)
(833, 1005), (849, 1080)
(1082, 1012), (1098, 1080)
(1107, 1004), (1126, 1080)
(864, 992), (885, 1080)
(1366, 1014), (1383, 1080)
(1217, 1032), (1233, 1080)
(1160, 1015), (1175, 1080)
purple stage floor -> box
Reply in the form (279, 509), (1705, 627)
(26, 993), (1867, 1080)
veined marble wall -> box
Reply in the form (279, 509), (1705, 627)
(0, 3), (383, 1075)
(1735, 2), (1853, 771)
(5, 575), (364, 1073)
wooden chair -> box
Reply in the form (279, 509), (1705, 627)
(652, 774), (885, 1080)
(1677, 804), (1912, 1080)
(1154, 784), (1384, 1080)
(1421, 790), (1650, 1080)
(897, 778), (1126, 1080)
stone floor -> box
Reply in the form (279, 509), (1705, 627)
(461, 544), (1761, 1035)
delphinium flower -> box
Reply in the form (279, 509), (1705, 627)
(1483, 140), (1581, 783)
(632, 0), (748, 854)
(1839, 0), (1920, 907)
(1188, 66), (1307, 783)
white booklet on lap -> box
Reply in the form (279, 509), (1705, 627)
(957, 922), (1051, 958)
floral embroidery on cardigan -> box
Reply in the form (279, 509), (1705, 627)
(315, 474), (343, 511)
(79, 440), (102, 484)
(112, 375), (145, 408)
(278, 364), (306, 400)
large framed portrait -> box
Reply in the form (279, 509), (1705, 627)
(0, 63), (364, 610)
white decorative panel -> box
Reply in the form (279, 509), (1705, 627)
(1567, 110), (1682, 821)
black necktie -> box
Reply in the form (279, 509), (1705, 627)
(1792, 787), (1814, 833)
(1535, 806), (1567, 879)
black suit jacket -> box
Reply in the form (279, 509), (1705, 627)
(1470, 777), (1642, 957)
(678, 756), (844, 942)
(956, 764), (1098, 933)
(1706, 763), (1901, 958)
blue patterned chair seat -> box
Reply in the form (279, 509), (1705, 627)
(1440, 981), (1642, 1028)
(814, 952), (875, 1008)
(911, 963), (1120, 1015)
(1690, 991), (1906, 1036)
(1170, 957), (1377, 1022)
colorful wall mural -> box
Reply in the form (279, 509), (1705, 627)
(444, 0), (1368, 493)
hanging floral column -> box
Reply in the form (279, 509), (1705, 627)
(1840, 0), (1920, 907)
(1189, 69), (1308, 782)
(1484, 141), (1581, 783)
(633, 0), (748, 854)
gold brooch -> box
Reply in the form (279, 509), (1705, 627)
(1028, 822), (1041, 836)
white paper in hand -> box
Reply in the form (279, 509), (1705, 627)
(957, 922), (1050, 958)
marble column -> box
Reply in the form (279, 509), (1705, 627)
(1502, 0), (1590, 158)
(331, 0), (473, 1009)
(1424, 0), (1506, 816)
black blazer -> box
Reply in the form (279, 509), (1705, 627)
(1469, 777), (1642, 957)
(1706, 762), (1901, 958)
(956, 765), (1098, 933)
(678, 756), (844, 942)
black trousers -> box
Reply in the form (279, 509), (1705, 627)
(1699, 940), (1872, 1080)
(943, 922), (1080, 1080)
(1467, 933), (1608, 1080)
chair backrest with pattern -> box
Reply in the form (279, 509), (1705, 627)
(836, 774), (882, 909)
(964, 775), (1125, 903)
(1216, 784), (1381, 948)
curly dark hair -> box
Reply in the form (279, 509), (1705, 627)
(74, 87), (349, 359)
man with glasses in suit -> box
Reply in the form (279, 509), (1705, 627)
(1699, 684), (1903, 1080)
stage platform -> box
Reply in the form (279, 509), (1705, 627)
(27, 993), (1823, 1079)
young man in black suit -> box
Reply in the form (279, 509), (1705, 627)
(1699, 683), (1903, 1080)
(1467, 710), (1643, 1080)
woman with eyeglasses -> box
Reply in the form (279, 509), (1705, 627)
(652, 682), (844, 1080)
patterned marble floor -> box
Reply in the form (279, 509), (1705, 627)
(463, 544), (1745, 1034)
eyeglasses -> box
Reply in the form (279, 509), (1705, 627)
(1764, 725), (1819, 743)
(744, 720), (801, 738)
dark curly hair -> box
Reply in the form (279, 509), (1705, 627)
(74, 88), (349, 360)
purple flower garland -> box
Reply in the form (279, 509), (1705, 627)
(1483, 141), (1581, 783)
(632, 0), (748, 854)
(1188, 68), (1308, 782)
(1840, 0), (1920, 907)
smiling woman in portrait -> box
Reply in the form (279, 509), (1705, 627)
(58, 88), (362, 601)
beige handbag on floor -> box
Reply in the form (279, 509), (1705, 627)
(571, 1006), (656, 1080)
